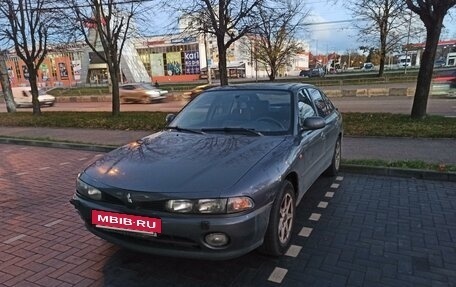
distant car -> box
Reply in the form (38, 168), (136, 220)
(119, 83), (168, 104)
(299, 69), (311, 77)
(70, 83), (343, 260)
(361, 62), (374, 71)
(432, 68), (456, 94)
(12, 87), (55, 108)
(182, 83), (218, 99)
(309, 67), (325, 77)
(434, 60), (446, 68)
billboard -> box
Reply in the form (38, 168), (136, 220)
(184, 51), (200, 74)
(58, 62), (69, 79)
(72, 60), (81, 81)
(150, 53), (164, 76)
(166, 52), (182, 75)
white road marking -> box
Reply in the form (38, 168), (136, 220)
(78, 157), (88, 161)
(268, 267), (288, 283)
(95, 154), (103, 157)
(336, 176), (344, 181)
(299, 227), (313, 237)
(330, 183), (340, 189)
(44, 220), (63, 227)
(20, 147), (28, 150)
(3, 234), (26, 244)
(15, 172), (28, 176)
(59, 162), (70, 166)
(325, 192), (335, 198)
(309, 213), (321, 221)
(285, 245), (302, 257)
(318, 201), (328, 208)
(39, 167), (50, 170)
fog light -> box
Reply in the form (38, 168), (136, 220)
(205, 233), (229, 247)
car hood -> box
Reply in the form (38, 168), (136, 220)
(83, 131), (285, 194)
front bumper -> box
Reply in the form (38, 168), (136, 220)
(70, 193), (272, 260)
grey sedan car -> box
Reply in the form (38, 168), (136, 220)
(71, 83), (343, 260)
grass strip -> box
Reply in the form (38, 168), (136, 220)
(0, 112), (455, 138)
(343, 159), (456, 172)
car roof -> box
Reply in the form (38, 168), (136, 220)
(207, 83), (315, 93)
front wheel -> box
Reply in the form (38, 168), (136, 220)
(259, 180), (295, 256)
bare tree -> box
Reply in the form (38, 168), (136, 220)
(346, 0), (407, 77)
(177, 0), (264, 86)
(65, 0), (145, 116)
(0, 50), (16, 112)
(250, 0), (308, 81)
(0, 0), (60, 115)
(406, 0), (456, 119)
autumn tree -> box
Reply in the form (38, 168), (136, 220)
(0, 0), (61, 115)
(176, 0), (263, 86)
(406, 0), (456, 119)
(346, 0), (407, 77)
(251, 0), (308, 81)
(65, 0), (146, 116)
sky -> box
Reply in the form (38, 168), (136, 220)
(151, 1), (456, 55)
(304, 1), (456, 54)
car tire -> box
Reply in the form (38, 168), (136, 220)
(259, 180), (295, 256)
(325, 137), (341, 176)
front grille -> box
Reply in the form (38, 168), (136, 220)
(100, 190), (168, 212)
(97, 227), (200, 250)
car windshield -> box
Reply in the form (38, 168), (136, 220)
(170, 89), (293, 135)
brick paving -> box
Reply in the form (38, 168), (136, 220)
(1, 143), (455, 286)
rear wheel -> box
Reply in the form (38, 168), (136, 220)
(325, 137), (341, 176)
(260, 180), (295, 256)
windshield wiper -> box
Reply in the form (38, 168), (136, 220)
(201, 127), (263, 136)
(166, 126), (204, 134)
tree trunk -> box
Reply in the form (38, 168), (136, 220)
(269, 65), (276, 81)
(218, 38), (228, 86)
(0, 51), (16, 113)
(109, 63), (120, 116)
(28, 66), (42, 116)
(411, 20), (442, 119)
(378, 39), (386, 77)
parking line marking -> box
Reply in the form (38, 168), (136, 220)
(78, 157), (88, 161)
(330, 183), (340, 189)
(299, 227), (313, 237)
(95, 154), (104, 157)
(318, 201), (328, 208)
(325, 192), (335, 198)
(15, 172), (28, 176)
(309, 213), (321, 221)
(39, 167), (50, 170)
(336, 176), (344, 181)
(268, 267), (288, 283)
(3, 234), (26, 244)
(20, 147), (28, 150)
(285, 245), (302, 257)
(44, 220), (63, 227)
(59, 162), (70, 166)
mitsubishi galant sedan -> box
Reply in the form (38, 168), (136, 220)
(71, 83), (343, 260)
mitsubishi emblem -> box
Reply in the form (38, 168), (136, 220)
(126, 193), (133, 204)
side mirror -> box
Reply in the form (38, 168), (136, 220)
(302, 116), (325, 130)
(165, 113), (176, 124)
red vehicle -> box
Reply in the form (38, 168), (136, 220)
(432, 68), (456, 95)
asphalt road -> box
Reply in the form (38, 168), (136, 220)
(3, 96), (456, 116)
(1, 144), (455, 286)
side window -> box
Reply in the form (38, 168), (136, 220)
(297, 89), (316, 126)
(308, 88), (332, 117)
(319, 90), (335, 115)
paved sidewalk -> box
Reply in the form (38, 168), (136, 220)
(1, 126), (455, 165)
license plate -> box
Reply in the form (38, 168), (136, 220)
(92, 210), (161, 235)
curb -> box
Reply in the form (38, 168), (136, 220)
(341, 164), (456, 182)
(0, 137), (116, 153)
(2, 136), (455, 182)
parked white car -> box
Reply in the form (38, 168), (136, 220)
(12, 87), (56, 108)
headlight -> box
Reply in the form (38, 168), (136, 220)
(165, 197), (253, 214)
(76, 177), (102, 200)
